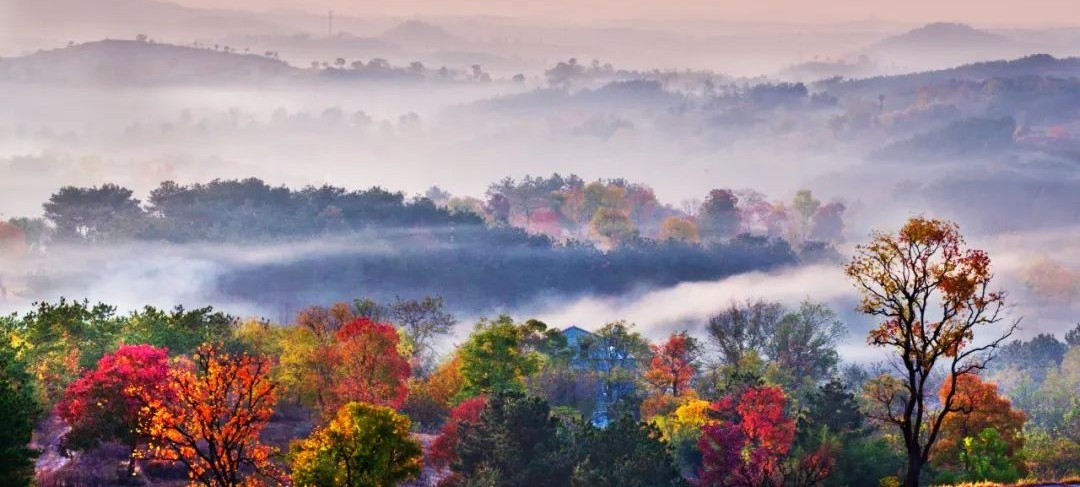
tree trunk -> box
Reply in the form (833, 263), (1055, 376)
(904, 455), (922, 487)
(125, 439), (138, 481)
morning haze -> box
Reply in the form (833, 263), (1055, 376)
(1, 0), (1079, 484)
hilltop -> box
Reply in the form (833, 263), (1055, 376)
(819, 54), (1080, 98)
(860, 22), (1025, 72)
(0, 39), (300, 84)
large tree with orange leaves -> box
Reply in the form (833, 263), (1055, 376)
(846, 217), (1017, 487)
(142, 344), (284, 486)
(933, 374), (1026, 476)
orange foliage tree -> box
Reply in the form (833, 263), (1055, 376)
(933, 374), (1026, 475)
(641, 332), (699, 419)
(846, 217), (1017, 487)
(142, 344), (284, 486)
(0, 221), (27, 261)
(279, 304), (356, 413)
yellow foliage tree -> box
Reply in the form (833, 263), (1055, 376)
(289, 402), (422, 487)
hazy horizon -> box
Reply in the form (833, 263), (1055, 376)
(158, 0), (1080, 27)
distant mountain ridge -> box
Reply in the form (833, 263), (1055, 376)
(859, 22), (1026, 73)
(0, 39), (299, 84)
(868, 22), (1012, 51)
(819, 54), (1080, 97)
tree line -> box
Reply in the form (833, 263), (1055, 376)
(3, 217), (1076, 486)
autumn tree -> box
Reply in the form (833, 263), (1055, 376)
(765, 302), (846, 399)
(0, 221), (28, 262)
(706, 299), (785, 373)
(658, 216), (700, 243)
(641, 332), (700, 419)
(402, 355), (465, 430)
(57, 344), (174, 477)
(590, 207), (634, 246)
(328, 317), (411, 414)
(289, 402), (422, 487)
(932, 374), (1025, 479)
(430, 396), (487, 468)
(652, 398), (712, 476)
(791, 189), (821, 242)
(698, 385), (796, 487)
(625, 183), (660, 229)
(0, 338), (40, 486)
(143, 344), (284, 486)
(846, 217), (1017, 487)
(278, 304), (354, 411)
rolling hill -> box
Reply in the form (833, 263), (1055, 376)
(860, 22), (1027, 72)
(0, 39), (301, 84)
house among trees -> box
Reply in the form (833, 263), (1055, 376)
(559, 324), (644, 427)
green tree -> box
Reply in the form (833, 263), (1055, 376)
(958, 428), (1021, 483)
(453, 391), (573, 486)
(458, 316), (541, 397)
(289, 402), (422, 487)
(698, 189), (740, 240)
(576, 321), (651, 419)
(121, 305), (237, 356)
(0, 338), (41, 486)
(43, 183), (145, 242)
(572, 415), (685, 487)
(11, 299), (124, 403)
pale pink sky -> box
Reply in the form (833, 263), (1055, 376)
(171, 0), (1080, 26)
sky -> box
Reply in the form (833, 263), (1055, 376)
(166, 0), (1080, 26)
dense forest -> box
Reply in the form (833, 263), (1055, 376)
(1, 217), (1078, 486)
(2, 176), (839, 312)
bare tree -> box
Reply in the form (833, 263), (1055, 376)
(388, 296), (457, 375)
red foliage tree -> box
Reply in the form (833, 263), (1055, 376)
(698, 386), (796, 486)
(56, 344), (174, 477)
(328, 317), (411, 413)
(643, 332), (698, 397)
(429, 396), (487, 469)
